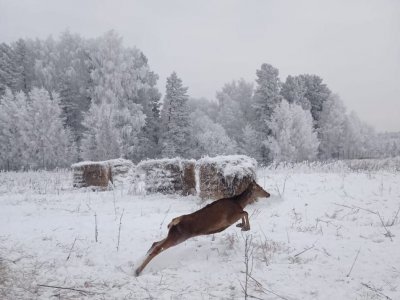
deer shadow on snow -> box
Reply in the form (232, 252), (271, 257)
(135, 180), (270, 276)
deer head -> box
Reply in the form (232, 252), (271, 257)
(249, 181), (270, 198)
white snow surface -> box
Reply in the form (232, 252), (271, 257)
(1, 162), (400, 299)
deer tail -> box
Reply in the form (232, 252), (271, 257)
(167, 216), (182, 229)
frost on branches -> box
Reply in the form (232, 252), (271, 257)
(0, 88), (77, 170)
(266, 100), (319, 163)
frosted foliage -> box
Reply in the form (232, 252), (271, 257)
(0, 43), (19, 94)
(21, 88), (77, 168)
(216, 79), (254, 139)
(318, 94), (347, 159)
(253, 63), (282, 127)
(89, 31), (150, 106)
(81, 31), (150, 161)
(0, 89), (25, 169)
(281, 75), (311, 110)
(343, 112), (376, 159)
(267, 100), (319, 162)
(0, 88), (77, 169)
(241, 124), (262, 162)
(190, 110), (238, 158)
(80, 102), (146, 161)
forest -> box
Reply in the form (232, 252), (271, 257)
(1, 30), (399, 170)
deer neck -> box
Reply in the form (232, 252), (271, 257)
(235, 187), (256, 209)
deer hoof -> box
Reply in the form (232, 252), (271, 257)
(134, 269), (141, 277)
(236, 223), (244, 228)
(241, 227), (250, 231)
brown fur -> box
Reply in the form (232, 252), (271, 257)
(135, 180), (270, 276)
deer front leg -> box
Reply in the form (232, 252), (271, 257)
(241, 211), (250, 231)
(235, 211), (250, 231)
(236, 216), (245, 228)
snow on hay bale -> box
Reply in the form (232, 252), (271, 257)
(72, 158), (134, 189)
(135, 158), (196, 195)
(197, 155), (257, 199)
(107, 158), (135, 187)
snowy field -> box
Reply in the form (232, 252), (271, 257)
(1, 163), (400, 300)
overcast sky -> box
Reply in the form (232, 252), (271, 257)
(1, 0), (399, 132)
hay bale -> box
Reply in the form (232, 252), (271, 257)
(135, 158), (196, 195)
(107, 158), (135, 187)
(72, 161), (112, 188)
(197, 155), (257, 199)
(72, 158), (135, 189)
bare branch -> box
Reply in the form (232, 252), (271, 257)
(66, 237), (77, 261)
(37, 284), (99, 295)
(346, 247), (361, 277)
(361, 282), (392, 300)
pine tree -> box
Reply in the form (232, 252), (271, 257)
(253, 64), (282, 127)
(281, 75), (310, 110)
(12, 38), (35, 94)
(252, 63), (282, 162)
(56, 31), (92, 144)
(281, 74), (331, 127)
(0, 43), (19, 95)
(300, 74), (331, 126)
(161, 72), (191, 158)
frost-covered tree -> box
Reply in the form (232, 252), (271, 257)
(318, 94), (347, 159)
(0, 88), (77, 169)
(33, 36), (59, 94)
(266, 100), (319, 162)
(161, 72), (191, 158)
(216, 79), (254, 141)
(343, 112), (376, 159)
(188, 97), (219, 122)
(80, 102), (145, 161)
(12, 38), (35, 94)
(253, 64), (282, 128)
(281, 75), (310, 110)
(0, 89), (25, 169)
(240, 124), (263, 162)
(281, 74), (331, 127)
(0, 43), (19, 95)
(20, 88), (77, 169)
(81, 31), (152, 161)
(190, 109), (237, 158)
(300, 74), (331, 125)
(132, 59), (162, 162)
(252, 63), (282, 162)
(55, 32), (92, 143)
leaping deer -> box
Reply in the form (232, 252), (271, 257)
(135, 180), (270, 276)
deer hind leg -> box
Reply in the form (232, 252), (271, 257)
(135, 227), (185, 276)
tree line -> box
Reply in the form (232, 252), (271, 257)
(0, 31), (398, 170)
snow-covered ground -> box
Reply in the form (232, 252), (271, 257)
(1, 163), (400, 299)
